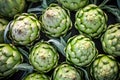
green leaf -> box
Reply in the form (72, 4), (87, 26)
(60, 37), (67, 46)
(89, 0), (97, 5)
(14, 63), (34, 73)
(117, 0), (120, 9)
(48, 39), (66, 57)
(63, 32), (71, 42)
(79, 67), (90, 80)
(102, 5), (120, 22)
(17, 47), (29, 62)
(4, 21), (12, 43)
(99, 0), (109, 8)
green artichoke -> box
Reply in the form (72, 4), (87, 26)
(24, 73), (49, 80)
(9, 13), (41, 45)
(53, 63), (83, 80)
(65, 35), (98, 67)
(0, 18), (8, 43)
(41, 4), (72, 37)
(75, 4), (107, 38)
(90, 54), (119, 80)
(101, 23), (120, 56)
(0, 44), (22, 79)
(29, 41), (59, 73)
(0, 0), (26, 18)
(57, 0), (89, 11)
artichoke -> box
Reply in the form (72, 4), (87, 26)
(0, 18), (8, 43)
(41, 4), (72, 37)
(101, 23), (120, 56)
(65, 35), (98, 67)
(75, 4), (107, 38)
(9, 13), (41, 45)
(53, 63), (83, 80)
(90, 54), (119, 80)
(23, 73), (49, 80)
(29, 41), (59, 73)
(0, 0), (26, 18)
(57, 0), (89, 11)
(0, 44), (22, 79)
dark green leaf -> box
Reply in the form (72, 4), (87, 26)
(17, 47), (29, 62)
(14, 63), (34, 73)
(4, 21), (12, 43)
(117, 0), (120, 9)
(102, 5), (120, 22)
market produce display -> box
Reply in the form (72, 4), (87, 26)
(0, 0), (120, 80)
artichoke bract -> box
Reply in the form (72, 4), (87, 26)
(9, 13), (41, 45)
(24, 73), (49, 80)
(0, 18), (8, 43)
(101, 23), (120, 56)
(29, 41), (59, 73)
(65, 35), (98, 67)
(41, 4), (72, 37)
(53, 63), (83, 80)
(75, 4), (107, 38)
(0, 44), (22, 79)
(0, 0), (25, 18)
(90, 54), (119, 80)
(57, 0), (89, 11)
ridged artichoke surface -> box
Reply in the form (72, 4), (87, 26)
(0, 0), (26, 18)
(58, 0), (89, 11)
(101, 23), (120, 56)
(0, 44), (22, 79)
(75, 4), (107, 38)
(65, 35), (98, 67)
(42, 4), (72, 37)
(90, 54), (119, 80)
(24, 73), (49, 80)
(29, 41), (59, 73)
(53, 63), (83, 80)
(9, 13), (41, 45)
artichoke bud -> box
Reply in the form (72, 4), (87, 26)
(101, 23), (120, 56)
(53, 63), (83, 80)
(23, 73), (50, 80)
(90, 54), (119, 80)
(65, 35), (98, 67)
(0, 0), (26, 18)
(0, 44), (23, 79)
(29, 41), (59, 73)
(57, 0), (89, 11)
(75, 4), (107, 38)
(41, 4), (72, 37)
(9, 13), (41, 46)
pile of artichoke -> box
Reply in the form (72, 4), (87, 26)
(0, 0), (120, 80)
